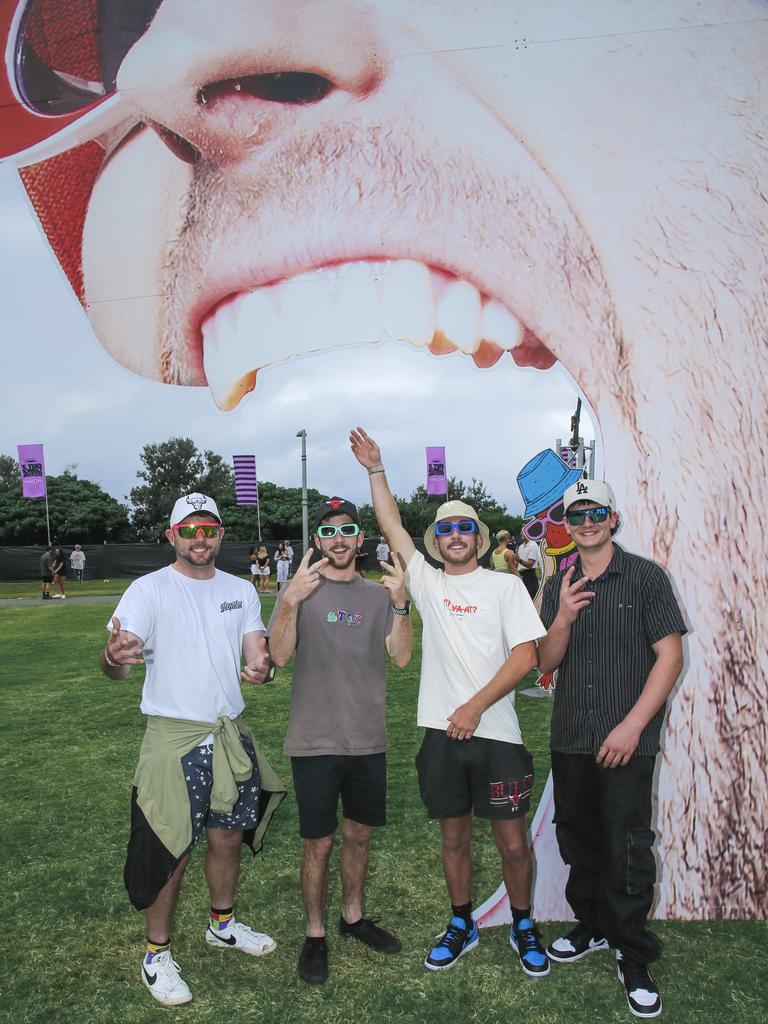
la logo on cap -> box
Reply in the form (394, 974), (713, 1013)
(576, 482), (589, 494)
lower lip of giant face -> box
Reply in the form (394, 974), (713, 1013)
(200, 259), (556, 411)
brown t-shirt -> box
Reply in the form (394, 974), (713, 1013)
(269, 575), (394, 757)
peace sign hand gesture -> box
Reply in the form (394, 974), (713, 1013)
(558, 566), (596, 624)
(283, 548), (329, 607)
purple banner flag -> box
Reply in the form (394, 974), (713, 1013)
(426, 446), (447, 496)
(17, 444), (46, 498)
(232, 455), (259, 505)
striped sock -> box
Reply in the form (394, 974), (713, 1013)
(209, 906), (235, 932)
(145, 939), (170, 963)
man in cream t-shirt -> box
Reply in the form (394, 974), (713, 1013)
(350, 428), (550, 979)
(100, 493), (284, 1008)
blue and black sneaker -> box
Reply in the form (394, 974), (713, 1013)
(509, 918), (550, 977)
(424, 916), (479, 971)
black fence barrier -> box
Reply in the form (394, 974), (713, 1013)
(0, 538), (441, 582)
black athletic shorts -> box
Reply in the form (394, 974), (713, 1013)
(291, 753), (387, 839)
(416, 728), (534, 820)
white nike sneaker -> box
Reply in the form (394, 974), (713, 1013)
(205, 917), (277, 956)
(141, 949), (192, 1005)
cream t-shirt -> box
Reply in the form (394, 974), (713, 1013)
(406, 551), (546, 743)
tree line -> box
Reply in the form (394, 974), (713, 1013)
(0, 439), (523, 546)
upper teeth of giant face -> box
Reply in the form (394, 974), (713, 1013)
(201, 259), (527, 411)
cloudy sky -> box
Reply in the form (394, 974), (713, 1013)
(1, 165), (596, 517)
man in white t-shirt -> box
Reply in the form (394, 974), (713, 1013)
(100, 493), (283, 1008)
(376, 537), (390, 564)
(351, 428), (550, 978)
(69, 544), (86, 581)
(516, 537), (541, 601)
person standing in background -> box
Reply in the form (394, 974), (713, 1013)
(490, 531), (519, 575)
(51, 546), (67, 599)
(40, 545), (54, 600)
(516, 536), (540, 600)
(274, 542), (290, 591)
(70, 544), (86, 582)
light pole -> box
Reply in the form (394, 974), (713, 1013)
(296, 429), (308, 553)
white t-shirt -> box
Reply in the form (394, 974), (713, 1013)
(70, 550), (85, 569)
(517, 540), (540, 570)
(376, 542), (390, 562)
(107, 566), (264, 724)
(406, 550), (546, 743)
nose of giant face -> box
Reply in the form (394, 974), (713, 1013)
(115, 0), (387, 163)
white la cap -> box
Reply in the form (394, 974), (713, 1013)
(563, 479), (615, 512)
(169, 493), (222, 526)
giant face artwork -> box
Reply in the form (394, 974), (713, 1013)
(2, 0), (766, 919)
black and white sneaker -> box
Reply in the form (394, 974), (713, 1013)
(616, 952), (662, 1018)
(140, 949), (192, 1006)
(205, 917), (276, 956)
(546, 923), (609, 963)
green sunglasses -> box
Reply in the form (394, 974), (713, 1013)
(317, 523), (361, 538)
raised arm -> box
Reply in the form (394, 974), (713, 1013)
(349, 427), (415, 563)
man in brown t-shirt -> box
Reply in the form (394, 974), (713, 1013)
(269, 497), (412, 985)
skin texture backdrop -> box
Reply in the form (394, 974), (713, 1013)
(2, 0), (766, 919)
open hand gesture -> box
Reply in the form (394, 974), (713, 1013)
(558, 565), (596, 624)
(350, 427), (382, 470)
(105, 616), (144, 666)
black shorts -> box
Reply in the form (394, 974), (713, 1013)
(40, 574), (52, 583)
(291, 753), (387, 839)
(416, 728), (534, 820)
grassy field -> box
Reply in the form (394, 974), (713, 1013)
(0, 600), (763, 1024)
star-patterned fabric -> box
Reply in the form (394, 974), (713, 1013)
(181, 735), (261, 845)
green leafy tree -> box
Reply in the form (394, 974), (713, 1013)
(0, 463), (131, 544)
(130, 438), (235, 541)
(216, 482), (327, 542)
(0, 454), (21, 493)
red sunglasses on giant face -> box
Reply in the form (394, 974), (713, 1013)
(0, 1), (164, 303)
(0, 0), (161, 165)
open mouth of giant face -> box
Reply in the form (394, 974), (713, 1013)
(200, 259), (556, 412)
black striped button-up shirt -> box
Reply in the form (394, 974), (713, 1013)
(539, 544), (687, 756)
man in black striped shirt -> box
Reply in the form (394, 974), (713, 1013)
(538, 479), (686, 1020)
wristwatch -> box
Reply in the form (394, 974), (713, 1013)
(391, 601), (410, 616)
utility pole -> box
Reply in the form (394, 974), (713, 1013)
(296, 429), (309, 553)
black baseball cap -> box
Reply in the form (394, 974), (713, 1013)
(314, 497), (360, 532)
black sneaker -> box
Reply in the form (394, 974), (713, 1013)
(298, 937), (328, 984)
(547, 923), (609, 963)
(424, 916), (479, 971)
(616, 953), (662, 1018)
(509, 918), (550, 977)
(339, 915), (402, 954)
